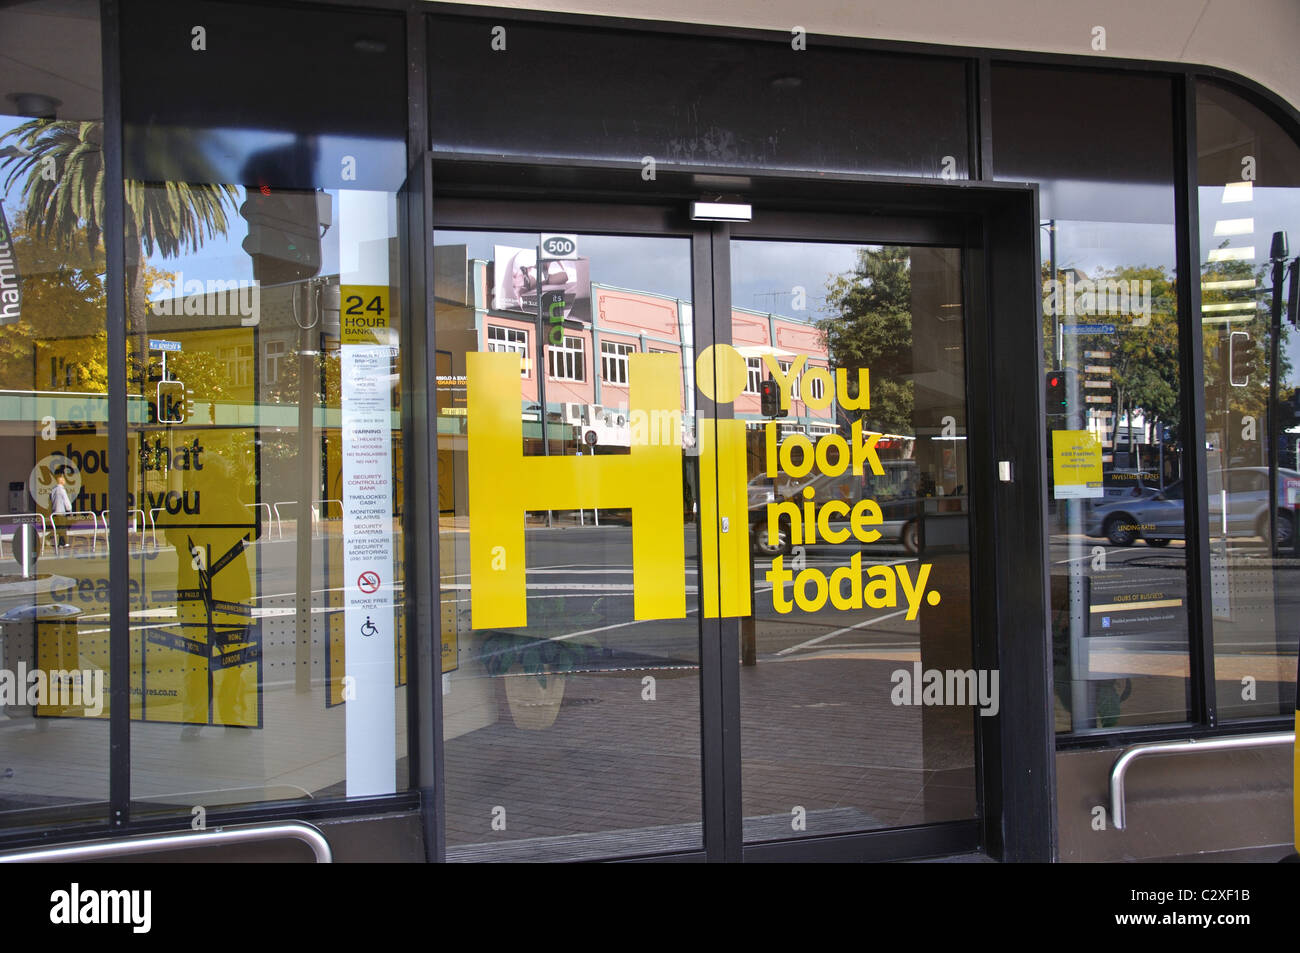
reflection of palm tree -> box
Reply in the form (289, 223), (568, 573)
(0, 119), (238, 332)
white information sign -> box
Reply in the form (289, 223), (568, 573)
(340, 190), (396, 797)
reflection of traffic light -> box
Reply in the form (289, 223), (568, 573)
(156, 380), (185, 424)
(760, 378), (786, 418)
(240, 186), (331, 285)
(1046, 372), (1066, 416)
(1045, 369), (1080, 430)
(1229, 330), (1253, 387)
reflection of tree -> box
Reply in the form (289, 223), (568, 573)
(0, 120), (237, 335)
(1103, 265), (1179, 453)
(0, 215), (107, 391)
(818, 245), (913, 435)
(1044, 261), (1182, 466)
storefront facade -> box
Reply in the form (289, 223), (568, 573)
(0, 0), (1296, 863)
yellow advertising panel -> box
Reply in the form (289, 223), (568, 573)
(136, 424), (262, 727)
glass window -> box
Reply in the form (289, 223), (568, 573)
(488, 324), (530, 376)
(1197, 79), (1300, 721)
(548, 335), (585, 381)
(0, 0), (108, 832)
(119, 0), (410, 818)
(600, 340), (635, 385)
(994, 64), (1189, 734)
(745, 357), (763, 394)
(264, 339), (288, 385)
(777, 359), (800, 399)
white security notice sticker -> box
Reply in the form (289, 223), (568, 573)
(340, 189), (396, 797)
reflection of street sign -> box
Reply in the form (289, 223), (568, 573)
(157, 380), (185, 423)
(539, 234), (578, 260)
(541, 289), (568, 345)
(148, 339), (181, 352)
(584, 429), (598, 447)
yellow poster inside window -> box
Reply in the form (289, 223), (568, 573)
(1052, 429), (1103, 500)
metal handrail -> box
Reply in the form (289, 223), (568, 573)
(101, 508), (145, 536)
(0, 821), (332, 863)
(4, 512), (49, 534)
(1110, 731), (1295, 830)
(313, 499), (344, 519)
(148, 507), (162, 549)
(63, 510), (100, 551)
(245, 502), (278, 539)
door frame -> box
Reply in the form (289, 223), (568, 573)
(425, 160), (1053, 862)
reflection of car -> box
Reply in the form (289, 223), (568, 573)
(1208, 466), (1300, 546)
(1082, 467), (1300, 546)
(746, 463), (942, 556)
(1083, 481), (1183, 546)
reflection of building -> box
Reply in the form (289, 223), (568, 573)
(438, 247), (834, 452)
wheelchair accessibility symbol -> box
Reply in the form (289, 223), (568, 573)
(360, 616), (378, 638)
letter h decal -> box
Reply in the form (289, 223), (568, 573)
(468, 351), (687, 629)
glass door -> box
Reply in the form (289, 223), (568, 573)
(430, 201), (988, 861)
(433, 223), (708, 862)
(721, 231), (981, 850)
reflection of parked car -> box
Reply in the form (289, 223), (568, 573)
(1082, 466), (1300, 546)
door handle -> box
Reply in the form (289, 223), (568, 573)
(721, 517), (730, 533)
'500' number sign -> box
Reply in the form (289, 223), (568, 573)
(539, 234), (578, 260)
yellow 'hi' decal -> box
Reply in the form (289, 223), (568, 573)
(468, 351), (694, 629)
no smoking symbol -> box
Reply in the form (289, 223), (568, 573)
(358, 571), (381, 594)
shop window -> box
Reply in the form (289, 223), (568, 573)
(601, 340), (635, 385)
(0, 0), (109, 834)
(488, 324), (530, 376)
(114, 0), (411, 822)
(994, 63), (1188, 735)
(548, 335), (585, 381)
(1196, 79), (1300, 720)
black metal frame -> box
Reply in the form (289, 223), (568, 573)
(3, 0), (1295, 860)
